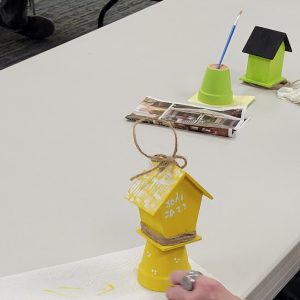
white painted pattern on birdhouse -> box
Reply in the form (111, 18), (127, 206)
(127, 164), (184, 215)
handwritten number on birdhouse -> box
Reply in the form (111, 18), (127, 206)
(165, 192), (187, 219)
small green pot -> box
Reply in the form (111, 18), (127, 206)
(197, 64), (233, 105)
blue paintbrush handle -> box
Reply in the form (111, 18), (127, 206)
(217, 25), (236, 69)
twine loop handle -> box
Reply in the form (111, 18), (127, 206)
(130, 119), (187, 181)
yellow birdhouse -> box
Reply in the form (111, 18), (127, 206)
(126, 120), (213, 292)
(127, 163), (212, 291)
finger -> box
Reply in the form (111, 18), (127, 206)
(193, 275), (223, 295)
(169, 270), (188, 285)
(193, 274), (211, 289)
(166, 285), (188, 300)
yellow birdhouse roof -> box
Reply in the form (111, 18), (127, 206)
(127, 164), (213, 216)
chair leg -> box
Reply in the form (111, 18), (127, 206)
(97, 0), (163, 29)
(97, 0), (119, 28)
(28, 0), (36, 15)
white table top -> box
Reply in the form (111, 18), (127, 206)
(0, 247), (210, 300)
(0, 0), (300, 299)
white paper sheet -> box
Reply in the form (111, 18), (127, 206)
(0, 246), (212, 300)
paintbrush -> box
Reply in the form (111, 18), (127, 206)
(217, 10), (243, 69)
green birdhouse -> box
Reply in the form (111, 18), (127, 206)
(240, 26), (292, 88)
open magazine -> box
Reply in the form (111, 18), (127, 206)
(125, 97), (248, 137)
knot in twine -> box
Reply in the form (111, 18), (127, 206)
(130, 119), (187, 181)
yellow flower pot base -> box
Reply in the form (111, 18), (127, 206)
(138, 241), (191, 292)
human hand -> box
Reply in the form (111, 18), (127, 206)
(166, 270), (241, 300)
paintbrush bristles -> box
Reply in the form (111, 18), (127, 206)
(234, 10), (243, 25)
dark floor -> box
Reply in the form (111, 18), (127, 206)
(0, 0), (156, 70)
(274, 271), (300, 300)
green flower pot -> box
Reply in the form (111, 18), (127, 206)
(197, 64), (233, 105)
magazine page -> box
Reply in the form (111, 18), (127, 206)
(126, 97), (248, 138)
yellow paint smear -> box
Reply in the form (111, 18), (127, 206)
(58, 286), (81, 290)
(43, 289), (69, 297)
(97, 283), (115, 296)
(43, 288), (79, 298)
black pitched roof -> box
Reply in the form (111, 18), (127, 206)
(242, 26), (292, 60)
